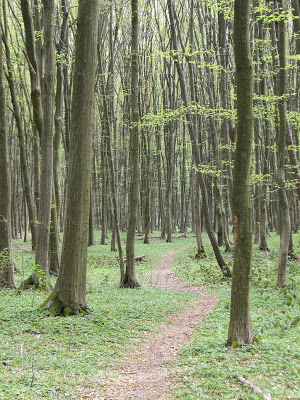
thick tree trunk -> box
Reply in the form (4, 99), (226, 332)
(42, 0), (100, 315)
(227, 0), (254, 346)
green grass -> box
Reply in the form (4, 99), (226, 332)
(2, 232), (299, 399)
(171, 233), (300, 399)
(0, 232), (197, 399)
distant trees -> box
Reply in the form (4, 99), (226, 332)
(0, 0), (299, 322)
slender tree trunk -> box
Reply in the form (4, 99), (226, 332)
(122, 0), (140, 288)
(276, 0), (291, 288)
(33, 0), (56, 285)
(0, 9), (15, 289)
(227, 0), (254, 346)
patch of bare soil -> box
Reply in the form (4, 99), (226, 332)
(82, 249), (219, 400)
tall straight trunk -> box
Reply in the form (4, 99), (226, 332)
(100, 122), (108, 245)
(122, 0), (140, 288)
(227, 0), (254, 346)
(167, 0), (231, 278)
(218, 7), (233, 214)
(259, 19), (270, 251)
(33, 0), (56, 285)
(0, 8), (14, 289)
(43, 0), (100, 315)
(277, 0), (291, 288)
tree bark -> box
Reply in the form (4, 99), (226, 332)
(0, 8), (15, 289)
(276, 0), (291, 288)
(42, 0), (100, 315)
(122, 0), (140, 288)
(33, 0), (56, 285)
(227, 0), (254, 346)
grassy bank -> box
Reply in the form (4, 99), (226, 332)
(172, 233), (300, 399)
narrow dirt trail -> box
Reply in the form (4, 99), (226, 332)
(96, 249), (219, 400)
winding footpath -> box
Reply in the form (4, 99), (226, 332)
(92, 249), (219, 400)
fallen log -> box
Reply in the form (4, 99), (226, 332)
(124, 254), (146, 262)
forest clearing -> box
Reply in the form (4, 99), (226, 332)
(0, 0), (300, 398)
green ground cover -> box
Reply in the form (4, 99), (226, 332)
(0, 233), (196, 399)
(1, 232), (299, 399)
(172, 233), (300, 399)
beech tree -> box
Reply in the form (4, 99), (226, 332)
(121, 0), (140, 288)
(0, 7), (14, 289)
(42, 0), (100, 315)
(227, 0), (254, 346)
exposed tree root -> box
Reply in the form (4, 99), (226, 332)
(40, 292), (91, 317)
(120, 276), (141, 289)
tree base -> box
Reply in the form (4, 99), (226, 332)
(259, 244), (269, 251)
(221, 264), (232, 278)
(19, 273), (50, 291)
(120, 276), (141, 288)
(195, 248), (206, 259)
(40, 293), (91, 317)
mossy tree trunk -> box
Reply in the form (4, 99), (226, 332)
(227, 0), (254, 346)
(42, 0), (100, 315)
(122, 0), (140, 288)
(0, 8), (15, 289)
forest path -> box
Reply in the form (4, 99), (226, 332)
(94, 249), (219, 400)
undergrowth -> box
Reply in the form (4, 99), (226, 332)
(171, 232), (300, 399)
(0, 232), (196, 399)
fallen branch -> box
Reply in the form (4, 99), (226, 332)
(238, 376), (271, 400)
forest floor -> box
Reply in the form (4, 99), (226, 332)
(96, 249), (219, 400)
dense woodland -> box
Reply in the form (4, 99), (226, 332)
(0, 0), (300, 353)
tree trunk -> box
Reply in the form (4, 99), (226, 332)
(276, 0), (291, 288)
(42, 0), (100, 315)
(227, 0), (254, 346)
(0, 9), (15, 289)
(33, 0), (56, 286)
(122, 0), (140, 288)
